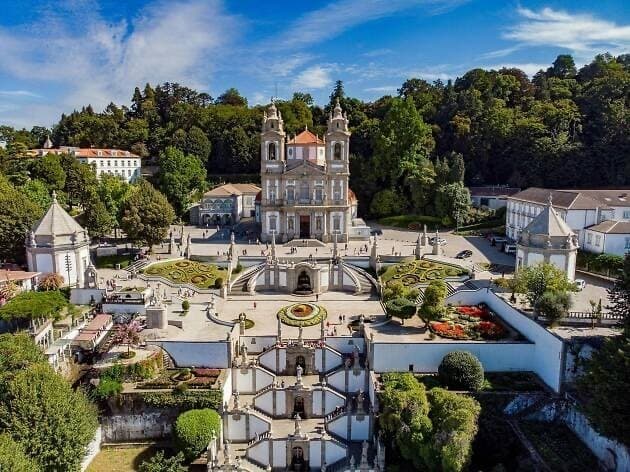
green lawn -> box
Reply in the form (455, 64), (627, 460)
(143, 260), (227, 289)
(381, 259), (467, 286)
(95, 254), (134, 269)
(87, 445), (161, 472)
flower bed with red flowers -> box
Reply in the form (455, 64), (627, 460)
(430, 321), (468, 340)
(427, 304), (510, 340)
(186, 376), (216, 388)
(192, 368), (221, 377)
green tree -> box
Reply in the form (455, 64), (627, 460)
(0, 175), (44, 263)
(0, 361), (97, 471)
(157, 147), (206, 215)
(608, 253), (630, 336)
(578, 336), (630, 445)
(534, 290), (572, 324)
(139, 451), (187, 472)
(0, 332), (46, 387)
(513, 262), (576, 307)
(216, 88), (247, 107)
(0, 434), (39, 472)
(60, 154), (98, 208)
(438, 351), (485, 391)
(420, 280), (447, 328)
(82, 190), (114, 239)
(434, 182), (471, 220)
(20, 179), (53, 211)
(29, 153), (66, 191)
(0, 290), (69, 325)
(97, 174), (132, 231)
(369, 189), (403, 218)
(426, 388), (480, 471)
(186, 126), (211, 164)
(173, 409), (221, 460)
(120, 180), (175, 250)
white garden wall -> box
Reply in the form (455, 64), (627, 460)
(152, 341), (229, 368)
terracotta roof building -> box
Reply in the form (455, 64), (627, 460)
(506, 187), (630, 256)
(194, 183), (261, 226)
(28, 145), (141, 183)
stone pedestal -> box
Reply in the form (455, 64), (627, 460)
(146, 304), (168, 330)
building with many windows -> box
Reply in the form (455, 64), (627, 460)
(506, 187), (630, 256)
(259, 100), (362, 242)
(29, 143), (141, 182)
(195, 183), (261, 226)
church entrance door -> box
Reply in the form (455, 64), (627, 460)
(299, 215), (310, 238)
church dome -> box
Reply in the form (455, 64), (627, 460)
(518, 196), (577, 250)
(29, 192), (89, 248)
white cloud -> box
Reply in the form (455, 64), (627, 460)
(268, 0), (469, 50)
(361, 48), (393, 58)
(291, 66), (333, 90)
(364, 85), (398, 93)
(504, 7), (630, 58)
(0, 90), (41, 98)
(0, 0), (239, 126)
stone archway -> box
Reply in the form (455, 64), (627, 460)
(291, 446), (306, 471)
(295, 271), (312, 294)
(293, 395), (305, 416)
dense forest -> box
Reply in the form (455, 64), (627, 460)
(1, 52), (628, 220)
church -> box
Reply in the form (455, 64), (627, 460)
(259, 100), (361, 243)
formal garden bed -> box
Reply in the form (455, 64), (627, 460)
(143, 260), (227, 289)
(427, 304), (511, 341)
(137, 368), (221, 390)
(381, 259), (468, 286)
(277, 303), (327, 327)
(520, 421), (599, 471)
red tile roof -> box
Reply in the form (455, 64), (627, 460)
(75, 314), (112, 342)
(0, 269), (40, 282)
(287, 130), (324, 145)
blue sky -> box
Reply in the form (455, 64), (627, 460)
(0, 0), (629, 128)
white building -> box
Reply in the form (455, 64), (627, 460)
(196, 183), (261, 226)
(507, 187), (630, 256)
(25, 192), (91, 287)
(470, 186), (520, 210)
(583, 220), (630, 255)
(29, 144), (141, 183)
(515, 196), (578, 280)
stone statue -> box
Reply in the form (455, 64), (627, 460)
(29, 230), (36, 247)
(233, 391), (240, 410)
(361, 441), (369, 465)
(356, 390), (365, 413)
(298, 325), (304, 345)
(294, 413), (302, 436)
(223, 440), (232, 464)
(296, 364), (303, 384)
(240, 345), (248, 365)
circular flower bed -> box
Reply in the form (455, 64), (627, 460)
(278, 303), (327, 327)
(232, 318), (255, 329)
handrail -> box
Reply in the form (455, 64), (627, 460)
(229, 262), (265, 291)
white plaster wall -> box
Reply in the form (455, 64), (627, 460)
(240, 336), (277, 354)
(327, 369), (347, 393)
(528, 252), (544, 266)
(323, 389), (345, 414)
(347, 369), (367, 393)
(276, 390), (286, 416)
(310, 440), (322, 468)
(273, 440), (286, 468)
(35, 253), (54, 273)
(56, 251), (78, 285)
(327, 415), (348, 439)
(222, 370), (232, 406)
(259, 348), (277, 372)
(254, 390), (274, 416)
(235, 368), (255, 394)
(315, 348), (323, 372)
(444, 289), (565, 391)
(549, 254), (566, 271)
(80, 427), (102, 472)
(250, 413), (271, 437)
(102, 303), (147, 315)
(256, 366), (274, 391)
(279, 349), (287, 372)
(248, 440), (270, 466)
(601, 233), (630, 257)
(280, 271), (287, 287)
(154, 341), (229, 368)
(326, 337), (365, 354)
(325, 439), (347, 464)
(227, 415), (247, 442)
(313, 389), (323, 416)
(325, 347), (343, 371)
(350, 416), (370, 441)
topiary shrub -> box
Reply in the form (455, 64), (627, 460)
(384, 297), (416, 319)
(438, 351), (484, 391)
(234, 263), (243, 274)
(214, 277), (224, 289)
(173, 408), (221, 460)
(181, 300), (190, 312)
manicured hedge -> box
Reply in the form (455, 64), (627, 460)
(385, 297), (417, 319)
(438, 351), (484, 391)
(94, 378), (123, 399)
(173, 409), (221, 460)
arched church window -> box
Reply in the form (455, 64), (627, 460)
(268, 142), (276, 160)
(334, 142), (342, 160)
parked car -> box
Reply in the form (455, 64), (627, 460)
(574, 279), (586, 291)
(503, 244), (517, 254)
(456, 250), (473, 259)
(370, 229), (383, 236)
(491, 237), (507, 246)
(429, 237), (447, 245)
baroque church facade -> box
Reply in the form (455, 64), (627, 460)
(259, 100), (357, 243)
